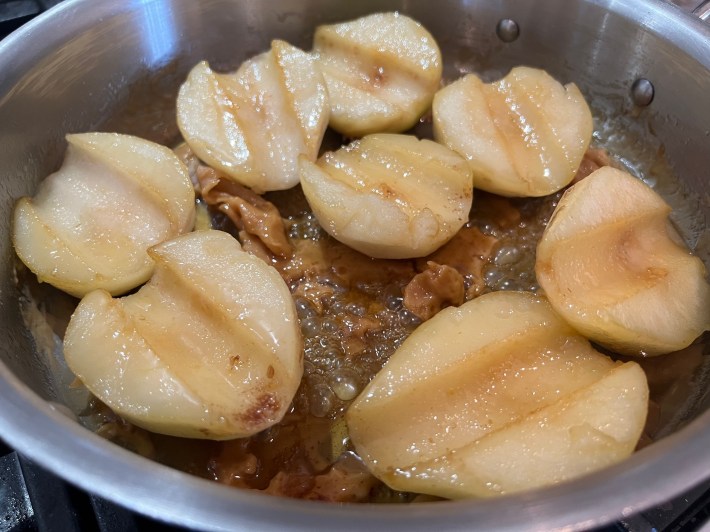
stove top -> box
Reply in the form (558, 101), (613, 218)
(1, 2), (710, 531)
(0, 440), (183, 531)
(0, 0), (61, 36)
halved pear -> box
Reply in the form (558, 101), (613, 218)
(314, 12), (442, 137)
(394, 362), (648, 498)
(433, 67), (593, 197)
(177, 40), (329, 193)
(13, 132), (195, 298)
(536, 166), (710, 356)
(298, 133), (473, 259)
(63, 230), (303, 440)
(346, 291), (648, 498)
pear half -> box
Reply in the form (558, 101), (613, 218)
(13, 132), (195, 298)
(314, 12), (442, 137)
(64, 230), (303, 440)
(177, 40), (329, 193)
(536, 166), (710, 356)
(346, 291), (648, 498)
(433, 67), (592, 197)
(299, 133), (473, 259)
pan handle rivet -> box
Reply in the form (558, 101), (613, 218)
(496, 19), (520, 43)
(631, 78), (654, 106)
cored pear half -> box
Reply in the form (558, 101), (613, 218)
(536, 166), (710, 356)
(433, 67), (592, 197)
(346, 291), (648, 498)
(13, 132), (195, 298)
(299, 133), (472, 259)
(64, 230), (303, 440)
(314, 12), (442, 137)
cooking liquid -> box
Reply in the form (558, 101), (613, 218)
(77, 184), (565, 502)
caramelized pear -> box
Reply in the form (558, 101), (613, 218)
(64, 230), (303, 440)
(314, 12), (442, 137)
(347, 291), (648, 497)
(299, 133), (472, 259)
(177, 40), (329, 193)
(536, 166), (710, 356)
(13, 133), (195, 297)
(433, 67), (592, 197)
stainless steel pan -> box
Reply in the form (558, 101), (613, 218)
(1, 0), (709, 530)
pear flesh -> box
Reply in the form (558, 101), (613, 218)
(536, 166), (710, 356)
(63, 230), (303, 440)
(433, 67), (593, 197)
(177, 40), (329, 193)
(299, 133), (473, 259)
(314, 12), (442, 137)
(12, 132), (195, 298)
(346, 291), (648, 497)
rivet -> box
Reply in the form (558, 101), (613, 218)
(496, 19), (520, 43)
(631, 78), (654, 107)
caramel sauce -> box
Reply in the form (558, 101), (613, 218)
(74, 178), (564, 501)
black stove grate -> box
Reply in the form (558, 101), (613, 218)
(0, 440), (185, 531)
(0, 0), (61, 37)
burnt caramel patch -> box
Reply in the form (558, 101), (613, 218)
(196, 163), (293, 258)
(418, 226), (498, 299)
(239, 393), (281, 428)
(403, 262), (465, 321)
